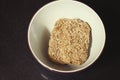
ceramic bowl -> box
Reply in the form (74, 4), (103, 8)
(28, 0), (106, 73)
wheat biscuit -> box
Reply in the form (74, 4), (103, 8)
(48, 18), (91, 65)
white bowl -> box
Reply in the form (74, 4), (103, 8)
(28, 0), (106, 73)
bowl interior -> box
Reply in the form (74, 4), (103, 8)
(28, 0), (105, 73)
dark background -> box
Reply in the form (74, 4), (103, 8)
(0, 0), (120, 80)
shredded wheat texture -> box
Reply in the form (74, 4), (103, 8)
(48, 18), (91, 65)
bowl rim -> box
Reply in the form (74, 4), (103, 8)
(27, 0), (106, 73)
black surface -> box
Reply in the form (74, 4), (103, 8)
(0, 0), (120, 80)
